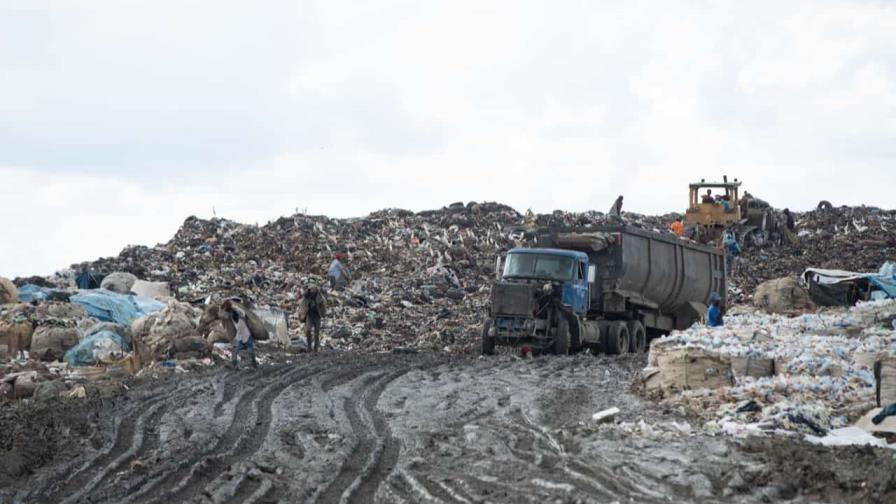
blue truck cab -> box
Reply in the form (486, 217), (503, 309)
(501, 248), (593, 315)
(483, 248), (598, 355)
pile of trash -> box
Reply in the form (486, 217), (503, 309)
(732, 205), (896, 302)
(640, 299), (896, 438)
(10, 204), (684, 354)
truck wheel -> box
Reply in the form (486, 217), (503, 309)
(554, 319), (570, 355)
(606, 321), (629, 355)
(481, 320), (495, 356)
(628, 321), (647, 354)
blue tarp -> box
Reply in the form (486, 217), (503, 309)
(64, 330), (130, 367)
(70, 288), (165, 326)
(17, 284), (53, 303)
(869, 262), (896, 298)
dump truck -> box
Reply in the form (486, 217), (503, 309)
(482, 225), (726, 355)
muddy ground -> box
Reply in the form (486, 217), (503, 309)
(2, 353), (896, 504)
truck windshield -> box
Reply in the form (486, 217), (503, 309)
(503, 253), (575, 281)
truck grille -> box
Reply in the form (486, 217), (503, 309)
(491, 283), (536, 317)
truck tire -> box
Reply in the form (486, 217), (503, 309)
(554, 318), (570, 355)
(628, 321), (647, 354)
(606, 321), (629, 355)
(481, 320), (495, 356)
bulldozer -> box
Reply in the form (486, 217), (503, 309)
(685, 176), (794, 246)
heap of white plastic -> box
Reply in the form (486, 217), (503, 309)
(648, 299), (896, 436)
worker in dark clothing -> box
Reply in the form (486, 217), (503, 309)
(609, 195), (624, 219)
(701, 189), (715, 204)
(300, 284), (327, 352)
(707, 293), (723, 327)
(783, 208), (795, 231)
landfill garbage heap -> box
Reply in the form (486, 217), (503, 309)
(732, 204), (896, 302)
(13, 202), (895, 353)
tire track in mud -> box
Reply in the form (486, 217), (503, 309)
(33, 390), (179, 504)
(143, 363), (325, 504)
(315, 367), (409, 504)
(119, 364), (295, 504)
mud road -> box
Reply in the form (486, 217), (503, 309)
(3, 353), (895, 504)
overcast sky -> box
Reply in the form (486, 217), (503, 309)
(2, 0), (895, 278)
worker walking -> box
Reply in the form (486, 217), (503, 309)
(300, 283), (327, 352)
(328, 253), (352, 290)
(224, 300), (258, 369)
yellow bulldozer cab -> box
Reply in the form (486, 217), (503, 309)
(685, 179), (742, 228)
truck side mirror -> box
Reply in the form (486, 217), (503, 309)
(588, 264), (596, 283)
(495, 256), (503, 280)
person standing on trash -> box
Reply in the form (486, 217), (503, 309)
(300, 282), (327, 352)
(707, 293), (724, 327)
(671, 218), (684, 237)
(608, 195), (624, 220)
(722, 231), (741, 275)
(224, 300), (258, 368)
(327, 253), (352, 290)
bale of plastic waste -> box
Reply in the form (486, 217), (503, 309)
(753, 277), (816, 314)
(730, 357), (775, 379)
(31, 326), (81, 361)
(35, 301), (88, 321)
(644, 347), (733, 394)
(0, 277), (18, 305)
(133, 300), (204, 359)
(131, 280), (171, 300)
(71, 289), (164, 326)
(64, 330), (129, 367)
(100, 272), (138, 294)
(84, 321), (132, 347)
(0, 320), (33, 355)
(878, 357), (896, 407)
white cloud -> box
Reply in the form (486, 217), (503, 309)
(1, 0), (895, 277)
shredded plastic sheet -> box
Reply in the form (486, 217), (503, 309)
(70, 288), (165, 325)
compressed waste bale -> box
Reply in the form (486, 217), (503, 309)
(100, 272), (138, 294)
(135, 300), (204, 359)
(0, 276), (17, 304)
(853, 351), (880, 370)
(37, 302), (88, 320)
(34, 380), (68, 400)
(753, 277), (816, 314)
(0, 320), (33, 355)
(877, 358), (896, 407)
(84, 321), (132, 347)
(730, 357), (775, 379)
(131, 280), (171, 300)
(31, 326), (81, 361)
(65, 330), (129, 367)
(644, 347), (733, 393)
